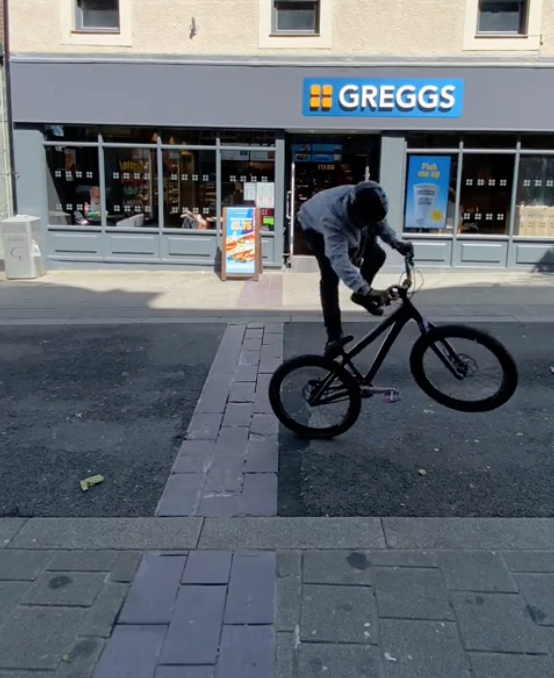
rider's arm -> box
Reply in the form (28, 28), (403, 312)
(322, 218), (371, 295)
(375, 218), (401, 249)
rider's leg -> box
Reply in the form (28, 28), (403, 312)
(303, 229), (343, 345)
(360, 236), (387, 288)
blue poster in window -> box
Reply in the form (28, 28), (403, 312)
(224, 207), (257, 276)
(404, 156), (452, 230)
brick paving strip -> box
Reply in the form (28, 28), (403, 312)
(2, 518), (554, 676)
(156, 322), (283, 518)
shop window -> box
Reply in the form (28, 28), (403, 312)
(219, 130), (276, 147)
(43, 125), (99, 142)
(161, 129), (217, 146)
(46, 146), (101, 227)
(103, 148), (159, 227)
(463, 134), (518, 149)
(515, 156), (554, 237)
(101, 127), (158, 144)
(162, 150), (217, 230)
(403, 154), (459, 235)
(458, 154), (514, 235)
(221, 150), (276, 233)
(477, 0), (528, 34)
(520, 135), (554, 150)
(75, 0), (119, 31)
(406, 134), (461, 149)
(272, 0), (320, 34)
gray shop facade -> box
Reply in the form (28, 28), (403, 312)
(8, 55), (554, 271)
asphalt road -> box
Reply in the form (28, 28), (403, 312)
(0, 324), (223, 517)
(279, 321), (554, 517)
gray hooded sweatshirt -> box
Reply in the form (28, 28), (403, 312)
(297, 185), (399, 295)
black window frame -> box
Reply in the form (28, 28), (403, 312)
(272, 0), (321, 36)
(75, 0), (120, 33)
(476, 0), (529, 36)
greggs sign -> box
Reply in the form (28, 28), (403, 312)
(303, 78), (464, 118)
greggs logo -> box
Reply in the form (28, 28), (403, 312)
(303, 78), (464, 118)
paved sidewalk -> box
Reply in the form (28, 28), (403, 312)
(0, 268), (553, 323)
(2, 518), (554, 677)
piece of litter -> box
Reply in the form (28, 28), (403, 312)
(61, 654), (70, 663)
(474, 439), (480, 443)
(364, 622), (371, 627)
(80, 475), (104, 492)
(364, 631), (371, 638)
(384, 653), (398, 662)
(433, 448), (440, 452)
(75, 412), (83, 418)
(516, 432), (523, 437)
(423, 409), (435, 415)
(418, 469), (427, 477)
(550, 366), (554, 374)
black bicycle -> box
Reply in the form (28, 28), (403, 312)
(269, 255), (518, 439)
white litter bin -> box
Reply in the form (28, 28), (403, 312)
(1, 216), (45, 280)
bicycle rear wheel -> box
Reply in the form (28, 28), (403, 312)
(410, 324), (518, 413)
(269, 354), (362, 439)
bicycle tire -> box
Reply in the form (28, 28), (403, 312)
(269, 354), (362, 439)
(410, 324), (518, 413)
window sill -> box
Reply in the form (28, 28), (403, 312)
(269, 32), (321, 37)
(72, 29), (121, 35)
(463, 33), (540, 51)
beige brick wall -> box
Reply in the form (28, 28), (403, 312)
(8, 0), (554, 57)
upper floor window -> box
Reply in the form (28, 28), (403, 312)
(75, 0), (120, 31)
(477, 0), (528, 34)
(272, 0), (320, 35)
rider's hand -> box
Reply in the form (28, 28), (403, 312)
(396, 240), (414, 257)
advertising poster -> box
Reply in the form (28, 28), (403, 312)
(223, 207), (259, 278)
(404, 156), (451, 230)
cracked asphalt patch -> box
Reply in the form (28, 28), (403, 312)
(0, 324), (224, 517)
(279, 322), (554, 517)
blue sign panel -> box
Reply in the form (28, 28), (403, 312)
(404, 156), (452, 231)
(303, 79), (464, 118)
(224, 207), (257, 276)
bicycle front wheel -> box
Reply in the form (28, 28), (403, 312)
(269, 354), (362, 439)
(410, 324), (518, 413)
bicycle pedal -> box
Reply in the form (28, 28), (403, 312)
(383, 389), (401, 404)
(360, 385), (374, 399)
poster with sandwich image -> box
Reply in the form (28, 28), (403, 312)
(221, 207), (262, 280)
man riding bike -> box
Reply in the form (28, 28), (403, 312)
(297, 180), (414, 357)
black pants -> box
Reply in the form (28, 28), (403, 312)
(303, 228), (386, 342)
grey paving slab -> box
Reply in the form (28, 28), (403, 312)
(245, 328), (264, 340)
(383, 518), (554, 550)
(363, 551), (437, 568)
(21, 571), (105, 607)
(92, 624), (166, 678)
(119, 553), (186, 624)
(277, 576), (301, 632)
(277, 551), (301, 578)
(0, 581), (31, 624)
(0, 606), (86, 670)
(186, 413), (224, 440)
(156, 668), (215, 678)
(204, 456), (245, 495)
(380, 619), (471, 678)
(517, 573), (554, 625)
(160, 585), (227, 665)
(469, 652), (554, 678)
(80, 581), (128, 638)
(303, 551), (373, 586)
(47, 551), (117, 573)
(229, 381), (256, 403)
(198, 494), (241, 518)
(242, 337), (263, 352)
(172, 441), (215, 474)
(182, 551), (233, 585)
(234, 366), (259, 382)
(0, 550), (51, 580)
(258, 358), (282, 374)
(503, 550), (554, 572)
(250, 413), (279, 437)
(225, 552), (276, 624)
(110, 551), (142, 583)
(0, 519), (26, 547)
(216, 625), (275, 678)
(222, 403), (253, 427)
(438, 552), (517, 592)
(301, 584), (377, 644)
(373, 567), (454, 621)
(54, 636), (105, 678)
(241, 473), (278, 517)
(451, 591), (546, 653)
(198, 518), (386, 550)
(217, 425), (250, 448)
(9, 518), (203, 550)
(239, 350), (260, 367)
(156, 474), (204, 517)
(245, 439), (279, 473)
(276, 633), (294, 678)
(298, 644), (382, 678)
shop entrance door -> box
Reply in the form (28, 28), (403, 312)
(284, 136), (380, 266)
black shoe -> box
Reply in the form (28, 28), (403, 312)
(324, 334), (354, 359)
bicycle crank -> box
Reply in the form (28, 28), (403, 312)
(360, 385), (401, 403)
